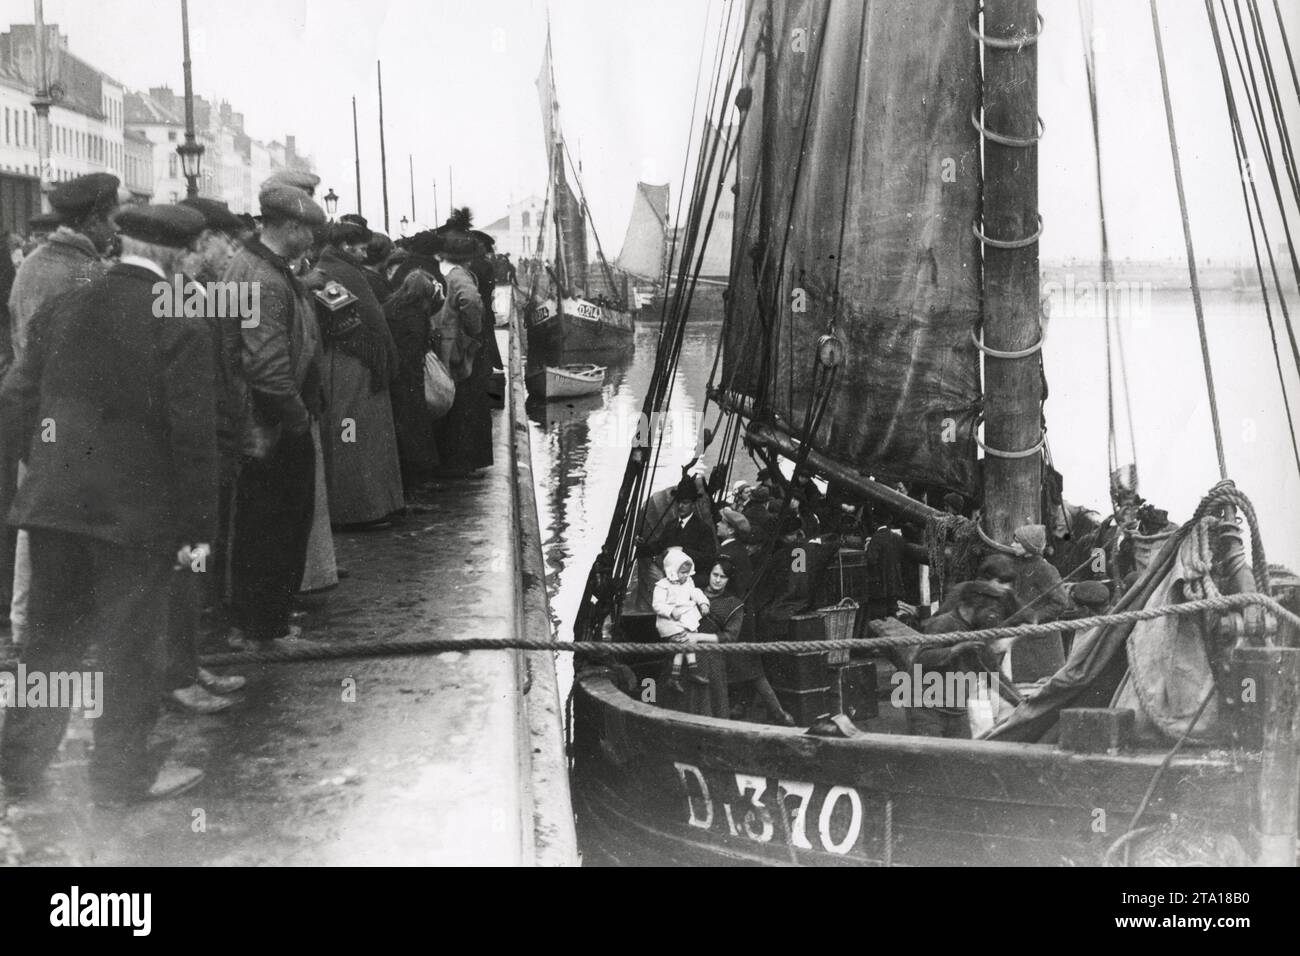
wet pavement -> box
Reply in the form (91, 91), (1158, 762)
(0, 389), (543, 866)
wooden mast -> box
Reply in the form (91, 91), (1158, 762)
(980, 0), (1043, 543)
(352, 96), (362, 215)
(377, 60), (390, 233)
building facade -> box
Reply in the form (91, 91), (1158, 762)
(0, 21), (312, 231)
(482, 194), (546, 259)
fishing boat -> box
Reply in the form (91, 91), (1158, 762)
(617, 125), (736, 324)
(526, 363), (607, 400)
(526, 23), (635, 359)
(567, 0), (1300, 867)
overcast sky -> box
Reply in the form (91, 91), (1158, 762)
(1, 0), (1296, 261)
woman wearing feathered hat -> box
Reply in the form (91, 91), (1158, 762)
(430, 229), (493, 476)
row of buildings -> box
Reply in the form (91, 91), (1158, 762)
(0, 22), (312, 235)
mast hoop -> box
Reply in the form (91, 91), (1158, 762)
(968, 9), (1045, 50)
(975, 521), (1021, 554)
(973, 214), (1043, 249)
(971, 323), (1045, 359)
(970, 108), (1045, 148)
(975, 429), (1046, 459)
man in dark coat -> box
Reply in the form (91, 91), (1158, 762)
(4, 174), (119, 647)
(163, 197), (250, 713)
(644, 476), (718, 588)
(0, 204), (215, 806)
(223, 185), (325, 648)
(903, 581), (1009, 739)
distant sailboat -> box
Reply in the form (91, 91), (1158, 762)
(526, 21), (635, 359)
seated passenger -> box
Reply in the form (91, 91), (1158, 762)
(653, 548), (712, 690)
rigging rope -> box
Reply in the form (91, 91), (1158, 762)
(1205, 0), (1300, 480)
(1078, 0), (1140, 500)
(1149, 0), (1229, 480)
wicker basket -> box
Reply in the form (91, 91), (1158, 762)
(817, 597), (859, 643)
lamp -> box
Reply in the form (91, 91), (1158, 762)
(399, 214), (409, 235)
(324, 188), (339, 218)
(177, 140), (204, 195)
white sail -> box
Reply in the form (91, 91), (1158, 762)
(616, 182), (670, 280)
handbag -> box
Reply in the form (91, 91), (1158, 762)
(423, 349), (456, 419)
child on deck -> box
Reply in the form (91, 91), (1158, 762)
(653, 548), (712, 690)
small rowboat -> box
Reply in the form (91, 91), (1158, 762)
(525, 363), (606, 400)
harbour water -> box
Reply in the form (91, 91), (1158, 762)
(528, 288), (1300, 663)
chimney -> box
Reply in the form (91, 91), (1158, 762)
(149, 85), (176, 112)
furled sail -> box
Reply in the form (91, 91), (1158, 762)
(617, 181), (670, 280)
(724, 0), (982, 495)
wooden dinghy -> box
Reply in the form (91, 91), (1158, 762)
(525, 363), (606, 400)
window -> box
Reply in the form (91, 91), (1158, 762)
(522, 212), (531, 228)
(22, 112), (27, 147)
(168, 154), (177, 178)
(4, 107), (8, 145)
(170, 191), (178, 203)
(168, 130), (177, 142)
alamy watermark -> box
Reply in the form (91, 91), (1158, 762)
(0, 663), (104, 718)
(1041, 274), (1155, 322)
(889, 665), (994, 709)
(152, 276), (260, 327)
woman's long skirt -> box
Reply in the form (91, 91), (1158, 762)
(320, 348), (405, 525)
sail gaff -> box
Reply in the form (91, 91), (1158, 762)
(725, 0), (983, 497)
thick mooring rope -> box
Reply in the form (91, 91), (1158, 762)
(100, 591), (1296, 671)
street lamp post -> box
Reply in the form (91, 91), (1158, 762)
(324, 188), (339, 220)
(178, 0), (205, 198)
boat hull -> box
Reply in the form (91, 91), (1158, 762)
(525, 364), (606, 400)
(527, 296), (635, 359)
(571, 672), (1258, 867)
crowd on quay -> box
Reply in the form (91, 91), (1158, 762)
(633, 464), (1127, 737)
(0, 170), (500, 808)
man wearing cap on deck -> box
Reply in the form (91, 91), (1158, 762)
(159, 198), (251, 713)
(223, 184), (325, 650)
(0, 203), (216, 806)
(3, 173), (120, 648)
(903, 580), (1013, 739)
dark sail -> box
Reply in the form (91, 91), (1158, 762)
(724, 0), (983, 495)
(552, 153), (588, 293)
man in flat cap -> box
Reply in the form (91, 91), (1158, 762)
(223, 185), (325, 650)
(0, 203), (216, 806)
(3, 173), (120, 649)
(900, 579), (1012, 739)
(262, 168), (321, 197)
(157, 198), (252, 713)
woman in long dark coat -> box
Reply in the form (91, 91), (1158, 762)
(431, 234), (493, 475)
(383, 268), (444, 490)
(308, 222), (405, 525)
